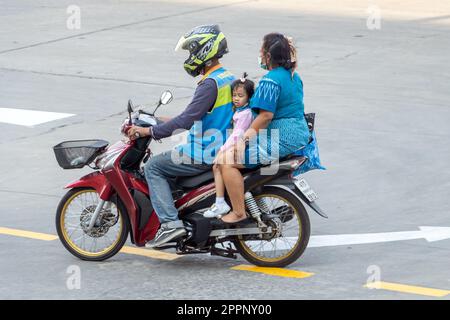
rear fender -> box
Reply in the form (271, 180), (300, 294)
(265, 178), (328, 219)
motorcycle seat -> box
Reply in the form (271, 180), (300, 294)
(175, 154), (307, 190)
(177, 170), (215, 189)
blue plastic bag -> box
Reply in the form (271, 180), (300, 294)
(292, 114), (326, 175)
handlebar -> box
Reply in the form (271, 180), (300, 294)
(122, 111), (164, 142)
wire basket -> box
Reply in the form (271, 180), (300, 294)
(53, 139), (109, 169)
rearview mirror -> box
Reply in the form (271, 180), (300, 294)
(127, 99), (134, 113)
(160, 90), (173, 105)
(127, 99), (134, 125)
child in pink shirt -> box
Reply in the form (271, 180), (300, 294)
(204, 73), (255, 218)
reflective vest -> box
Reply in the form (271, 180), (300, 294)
(178, 65), (235, 164)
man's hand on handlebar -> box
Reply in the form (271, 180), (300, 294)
(127, 126), (152, 140)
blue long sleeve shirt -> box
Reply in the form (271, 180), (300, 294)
(152, 78), (218, 140)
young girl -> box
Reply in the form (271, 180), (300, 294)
(204, 73), (255, 218)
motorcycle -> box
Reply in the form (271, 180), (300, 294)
(53, 91), (327, 267)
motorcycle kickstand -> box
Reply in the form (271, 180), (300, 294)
(211, 243), (238, 259)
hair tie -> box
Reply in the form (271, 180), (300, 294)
(240, 72), (248, 83)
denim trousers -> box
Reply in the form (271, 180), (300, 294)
(144, 150), (211, 226)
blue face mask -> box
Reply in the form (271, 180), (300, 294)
(258, 56), (268, 70)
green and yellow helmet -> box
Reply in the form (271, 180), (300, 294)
(175, 24), (228, 77)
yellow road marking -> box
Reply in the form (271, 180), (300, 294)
(120, 246), (179, 261)
(0, 227), (58, 241)
(0, 227), (179, 260)
(231, 264), (314, 279)
(365, 281), (450, 297)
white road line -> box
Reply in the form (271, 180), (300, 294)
(308, 226), (450, 248)
(241, 226), (450, 251)
(0, 108), (75, 126)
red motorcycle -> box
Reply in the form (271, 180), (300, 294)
(53, 91), (327, 267)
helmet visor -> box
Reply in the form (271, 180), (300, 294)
(174, 36), (187, 52)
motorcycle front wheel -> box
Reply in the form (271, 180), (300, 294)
(234, 186), (311, 267)
(56, 187), (129, 261)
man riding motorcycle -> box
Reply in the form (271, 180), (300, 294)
(127, 24), (235, 248)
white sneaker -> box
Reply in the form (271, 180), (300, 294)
(203, 202), (231, 218)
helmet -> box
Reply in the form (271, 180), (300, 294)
(175, 24), (228, 77)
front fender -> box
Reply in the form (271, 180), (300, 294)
(65, 171), (113, 200)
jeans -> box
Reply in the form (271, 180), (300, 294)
(144, 151), (211, 227)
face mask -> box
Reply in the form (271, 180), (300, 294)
(258, 56), (268, 70)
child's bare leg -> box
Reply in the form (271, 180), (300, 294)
(214, 150), (228, 198)
(213, 163), (225, 198)
(215, 147), (238, 197)
(204, 151), (231, 218)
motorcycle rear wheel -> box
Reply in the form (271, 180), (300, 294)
(56, 187), (129, 261)
(234, 186), (310, 267)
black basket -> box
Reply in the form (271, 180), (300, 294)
(53, 139), (109, 169)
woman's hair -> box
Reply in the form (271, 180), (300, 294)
(231, 72), (255, 100)
(262, 33), (298, 76)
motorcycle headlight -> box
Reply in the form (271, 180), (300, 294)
(95, 148), (123, 170)
(95, 153), (108, 169)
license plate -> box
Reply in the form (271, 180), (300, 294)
(294, 178), (318, 202)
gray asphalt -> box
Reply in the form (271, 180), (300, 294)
(1, 0), (450, 300)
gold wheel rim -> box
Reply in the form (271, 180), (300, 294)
(60, 189), (123, 258)
(238, 194), (302, 263)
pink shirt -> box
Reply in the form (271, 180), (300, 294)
(220, 108), (253, 152)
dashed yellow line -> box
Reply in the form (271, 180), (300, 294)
(231, 264), (314, 279)
(0, 227), (58, 241)
(0, 227), (313, 276)
(365, 281), (450, 297)
(0, 226), (179, 260)
(120, 246), (179, 260)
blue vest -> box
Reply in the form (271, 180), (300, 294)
(178, 66), (235, 164)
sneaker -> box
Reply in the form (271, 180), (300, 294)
(203, 202), (231, 218)
(145, 224), (186, 248)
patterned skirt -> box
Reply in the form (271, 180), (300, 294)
(243, 117), (310, 168)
